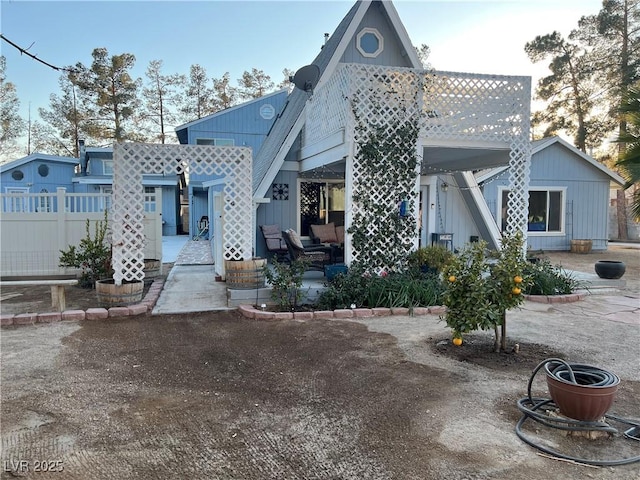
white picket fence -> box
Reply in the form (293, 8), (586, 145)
(0, 187), (162, 278)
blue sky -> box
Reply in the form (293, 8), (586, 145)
(2, 0), (603, 142)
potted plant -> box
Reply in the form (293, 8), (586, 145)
(407, 244), (454, 274)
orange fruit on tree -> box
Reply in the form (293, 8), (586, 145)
(452, 337), (463, 346)
(448, 275), (456, 283)
(512, 287), (522, 295)
(514, 275), (523, 284)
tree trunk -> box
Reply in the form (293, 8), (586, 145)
(617, 189), (628, 240)
(493, 325), (500, 353)
(500, 312), (507, 352)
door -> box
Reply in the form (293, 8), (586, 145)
(419, 185), (430, 248)
(213, 192), (225, 276)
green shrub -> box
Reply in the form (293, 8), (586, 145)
(523, 259), (582, 295)
(316, 264), (444, 310)
(263, 257), (310, 311)
(407, 244), (454, 273)
(59, 213), (112, 288)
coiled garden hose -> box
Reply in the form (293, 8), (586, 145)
(515, 358), (640, 466)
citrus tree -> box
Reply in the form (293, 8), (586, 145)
(442, 232), (529, 352)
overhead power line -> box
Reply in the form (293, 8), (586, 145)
(0, 34), (76, 73)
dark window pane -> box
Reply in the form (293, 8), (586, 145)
(548, 191), (562, 231)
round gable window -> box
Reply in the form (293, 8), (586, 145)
(356, 28), (384, 58)
(38, 164), (50, 177)
(11, 170), (24, 181)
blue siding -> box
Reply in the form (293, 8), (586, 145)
(186, 91), (288, 184)
(255, 170), (299, 258)
(340, 3), (414, 68)
(1, 160), (76, 193)
(483, 143), (613, 251)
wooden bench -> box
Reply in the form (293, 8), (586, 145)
(0, 279), (79, 312)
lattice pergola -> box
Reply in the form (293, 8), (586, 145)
(306, 63), (531, 265)
(112, 143), (252, 285)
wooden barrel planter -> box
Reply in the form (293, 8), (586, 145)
(144, 259), (161, 278)
(225, 259), (267, 289)
(570, 239), (593, 254)
(96, 279), (144, 307)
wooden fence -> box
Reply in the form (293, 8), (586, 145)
(0, 187), (162, 278)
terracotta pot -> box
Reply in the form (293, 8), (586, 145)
(594, 260), (626, 279)
(545, 362), (619, 421)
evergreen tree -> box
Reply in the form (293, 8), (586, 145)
(525, 32), (599, 152)
(212, 72), (238, 110)
(38, 73), (94, 157)
(0, 56), (26, 161)
(179, 64), (215, 121)
(237, 68), (274, 100)
(71, 48), (140, 143)
(141, 59), (185, 143)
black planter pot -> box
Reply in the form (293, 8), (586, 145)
(594, 260), (626, 279)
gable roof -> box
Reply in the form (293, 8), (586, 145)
(252, 0), (422, 198)
(174, 88), (289, 143)
(475, 136), (625, 187)
(1, 153), (79, 173)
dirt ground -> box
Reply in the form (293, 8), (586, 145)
(1, 245), (639, 479)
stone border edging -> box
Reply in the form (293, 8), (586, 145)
(237, 304), (447, 320)
(524, 291), (587, 304)
(0, 279), (165, 327)
(238, 292), (588, 320)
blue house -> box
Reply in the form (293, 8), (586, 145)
(1, 145), (182, 235)
(477, 136), (625, 251)
(1, 153), (78, 211)
(175, 89), (289, 237)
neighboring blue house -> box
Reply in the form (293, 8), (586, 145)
(175, 89), (289, 236)
(72, 143), (183, 235)
(1, 153), (78, 211)
(1, 145), (182, 236)
(477, 136), (625, 251)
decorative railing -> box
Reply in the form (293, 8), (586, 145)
(304, 63), (531, 265)
(305, 63), (531, 146)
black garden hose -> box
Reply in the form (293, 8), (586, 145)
(515, 358), (640, 466)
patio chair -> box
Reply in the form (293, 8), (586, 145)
(259, 224), (289, 263)
(282, 229), (334, 272)
(309, 222), (344, 262)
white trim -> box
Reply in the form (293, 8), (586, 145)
(254, 112), (307, 200)
(1, 154), (79, 173)
(301, 130), (345, 159)
(356, 27), (384, 58)
(498, 185), (567, 235)
(203, 177), (228, 188)
(281, 161), (299, 171)
(73, 177), (178, 186)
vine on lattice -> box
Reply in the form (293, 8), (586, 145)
(348, 90), (421, 272)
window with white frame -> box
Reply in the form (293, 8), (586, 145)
(196, 138), (235, 146)
(4, 187), (29, 212)
(103, 159), (114, 175)
(144, 186), (157, 213)
(500, 188), (565, 234)
(100, 186), (113, 211)
(39, 188), (51, 212)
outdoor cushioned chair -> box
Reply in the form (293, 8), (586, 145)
(282, 229), (334, 272)
(260, 224), (289, 263)
(309, 222), (344, 263)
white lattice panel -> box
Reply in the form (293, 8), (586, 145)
(305, 64), (531, 264)
(113, 143), (252, 284)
